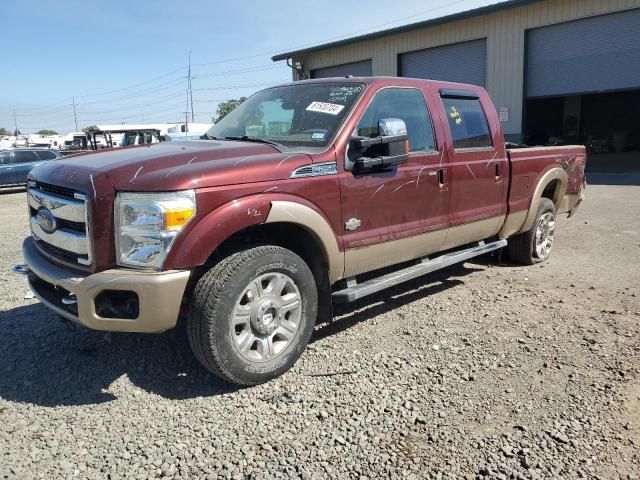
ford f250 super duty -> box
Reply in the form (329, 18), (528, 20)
(20, 77), (586, 385)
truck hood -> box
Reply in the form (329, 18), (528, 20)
(30, 141), (314, 192)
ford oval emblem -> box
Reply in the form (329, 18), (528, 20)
(37, 208), (57, 234)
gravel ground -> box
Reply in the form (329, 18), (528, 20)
(1, 181), (639, 479)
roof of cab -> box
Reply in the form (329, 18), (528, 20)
(269, 76), (487, 93)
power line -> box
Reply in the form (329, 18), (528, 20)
(193, 80), (289, 92)
(78, 102), (187, 124)
(74, 66), (188, 99)
(75, 77), (186, 106)
(78, 91), (187, 115)
(193, 98), (231, 103)
(193, 64), (283, 78)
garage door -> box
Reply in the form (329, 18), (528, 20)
(398, 39), (487, 86)
(526, 9), (640, 98)
(310, 60), (372, 79)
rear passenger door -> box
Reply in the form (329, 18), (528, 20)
(439, 90), (508, 247)
(11, 151), (42, 184)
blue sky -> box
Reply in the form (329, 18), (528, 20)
(1, 0), (496, 134)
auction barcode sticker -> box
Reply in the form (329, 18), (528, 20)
(306, 101), (345, 115)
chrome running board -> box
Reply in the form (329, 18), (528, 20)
(332, 239), (507, 303)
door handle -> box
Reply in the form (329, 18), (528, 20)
(425, 168), (446, 187)
(495, 163), (501, 180)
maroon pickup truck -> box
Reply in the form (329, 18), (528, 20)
(21, 77), (586, 385)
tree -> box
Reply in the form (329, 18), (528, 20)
(213, 97), (247, 124)
(0, 128), (10, 136)
(36, 129), (58, 135)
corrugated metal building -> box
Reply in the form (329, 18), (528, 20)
(273, 0), (640, 171)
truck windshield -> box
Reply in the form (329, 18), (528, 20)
(204, 82), (366, 148)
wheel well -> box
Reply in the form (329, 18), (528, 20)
(210, 223), (326, 270)
(541, 179), (560, 204)
(197, 222), (333, 322)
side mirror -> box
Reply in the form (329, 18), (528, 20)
(347, 118), (409, 171)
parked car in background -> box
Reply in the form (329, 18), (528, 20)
(0, 148), (62, 187)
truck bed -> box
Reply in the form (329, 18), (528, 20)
(506, 145), (587, 216)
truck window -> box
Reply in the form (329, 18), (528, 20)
(356, 88), (435, 152)
(205, 82), (365, 148)
(442, 97), (492, 149)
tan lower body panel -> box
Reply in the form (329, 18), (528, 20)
(344, 229), (447, 278)
(344, 216), (505, 278)
(443, 215), (505, 250)
(23, 237), (190, 333)
(499, 210), (527, 239)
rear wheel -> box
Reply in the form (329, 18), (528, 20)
(187, 245), (317, 386)
(508, 197), (557, 265)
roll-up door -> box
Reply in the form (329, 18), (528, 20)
(526, 9), (640, 98)
(310, 60), (372, 79)
(398, 39), (487, 87)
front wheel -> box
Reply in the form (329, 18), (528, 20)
(508, 197), (557, 265)
(187, 245), (317, 386)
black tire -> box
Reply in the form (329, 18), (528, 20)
(508, 197), (557, 265)
(187, 245), (317, 386)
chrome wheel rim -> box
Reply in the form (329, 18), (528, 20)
(534, 211), (556, 260)
(231, 272), (302, 363)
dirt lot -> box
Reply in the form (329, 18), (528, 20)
(1, 182), (639, 480)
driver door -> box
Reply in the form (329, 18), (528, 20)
(338, 87), (450, 277)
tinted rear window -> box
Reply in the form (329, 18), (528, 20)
(442, 97), (492, 149)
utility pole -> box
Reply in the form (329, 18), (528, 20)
(12, 110), (18, 135)
(71, 96), (78, 131)
(187, 52), (195, 125)
(185, 56), (190, 135)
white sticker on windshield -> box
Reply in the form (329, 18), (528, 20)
(306, 101), (345, 115)
(311, 132), (325, 140)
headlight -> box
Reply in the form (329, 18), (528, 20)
(115, 190), (196, 269)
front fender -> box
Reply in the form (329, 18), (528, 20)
(266, 200), (344, 284)
(164, 195), (273, 269)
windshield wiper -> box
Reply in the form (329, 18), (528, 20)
(224, 136), (283, 148)
(201, 133), (216, 140)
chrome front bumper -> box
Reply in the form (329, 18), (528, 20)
(22, 237), (190, 333)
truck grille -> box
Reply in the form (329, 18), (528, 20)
(27, 180), (91, 268)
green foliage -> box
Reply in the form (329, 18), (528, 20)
(213, 97), (247, 124)
(0, 127), (10, 136)
(36, 129), (59, 135)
